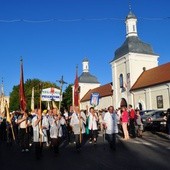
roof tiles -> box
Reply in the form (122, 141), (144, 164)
(131, 62), (170, 91)
(81, 83), (113, 102)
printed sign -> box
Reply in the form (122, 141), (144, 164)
(41, 87), (61, 101)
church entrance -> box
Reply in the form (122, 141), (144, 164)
(138, 102), (143, 110)
(120, 98), (127, 108)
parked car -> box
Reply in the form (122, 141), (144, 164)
(139, 110), (155, 116)
(141, 110), (167, 131)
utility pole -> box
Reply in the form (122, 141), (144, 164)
(56, 75), (67, 112)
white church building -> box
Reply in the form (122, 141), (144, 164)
(110, 10), (170, 110)
(76, 10), (170, 111)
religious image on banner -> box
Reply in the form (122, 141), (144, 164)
(90, 93), (100, 107)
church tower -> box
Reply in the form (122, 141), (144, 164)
(110, 10), (159, 109)
(78, 58), (100, 102)
(72, 58), (100, 109)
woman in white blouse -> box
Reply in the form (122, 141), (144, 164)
(88, 107), (98, 144)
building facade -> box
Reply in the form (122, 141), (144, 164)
(72, 58), (100, 108)
(110, 10), (170, 110)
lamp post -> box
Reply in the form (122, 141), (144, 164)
(56, 75), (67, 112)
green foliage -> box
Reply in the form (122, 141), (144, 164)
(61, 84), (73, 111)
(9, 85), (20, 111)
(9, 78), (59, 112)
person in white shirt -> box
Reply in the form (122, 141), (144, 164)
(70, 106), (86, 152)
(88, 107), (98, 144)
(32, 108), (49, 159)
(17, 110), (30, 152)
(103, 106), (118, 150)
(49, 108), (64, 155)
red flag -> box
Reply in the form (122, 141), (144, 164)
(74, 66), (79, 106)
(19, 59), (27, 111)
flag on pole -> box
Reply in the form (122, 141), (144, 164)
(5, 101), (11, 124)
(31, 87), (34, 111)
(19, 58), (27, 111)
(74, 66), (79, 106)
(47, 101), (50, 110)
(52, 100), (57, 109)
(0, 79), (5, 114)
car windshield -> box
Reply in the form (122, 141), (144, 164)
(144, 111), (156, 116)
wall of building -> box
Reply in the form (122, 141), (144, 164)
(132, 83), (170, 110)
(81, 95), (113, 111)
(72, 83), (100, 107)
(111, 52), (159, 109)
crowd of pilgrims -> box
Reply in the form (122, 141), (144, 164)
(0, 104), (143, 159)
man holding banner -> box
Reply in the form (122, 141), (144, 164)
(32, 108), (49, 159)
(70, 106), (86, 152)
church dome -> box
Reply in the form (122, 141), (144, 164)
(78, 72), (99, 84)
(114, 36), (156, 60)
(112, 10), (157, 61)
(126, 11), (136, 19)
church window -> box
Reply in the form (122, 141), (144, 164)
(133, 25), (135, 32)
(126, 25), (129, 33)
(119, 74), (123, 88)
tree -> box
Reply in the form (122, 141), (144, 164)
(61, 84), (73, 111)
(9, 78), (59, 112)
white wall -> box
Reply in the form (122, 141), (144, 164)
(110, 52), (159, 109)
(132, 83), (170, 110)
(81, 95), (113, 110)
(72, 82), (100, 107)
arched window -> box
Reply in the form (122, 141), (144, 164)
(138, 102), (143, 110)
(126, 25), (129, 33)
(120, 98), (127, 108)
(119, 74), (123, 88)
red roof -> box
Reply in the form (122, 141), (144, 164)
(131, 62), (170, 91)
(81, 83), (113, 102)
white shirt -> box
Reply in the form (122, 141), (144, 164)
(64, 112), (68, 119)
(70, 111), (86, 134)
(49, 116), (63, 138)
(116, 110), (121, 124)
(103, 111), (118, 134)
(32, 114), (48, 142)
(17, 115), (30, 129)
(88, 112), (98, 130)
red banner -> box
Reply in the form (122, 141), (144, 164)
(74, 67), (79, 106)
(19, 59), (27, 111)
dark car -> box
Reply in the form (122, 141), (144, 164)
(141, 110), (166, 131)
(139, 110), (155, 116)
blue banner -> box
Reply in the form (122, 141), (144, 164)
(90, 93), (100, 106)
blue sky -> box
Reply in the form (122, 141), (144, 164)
(0, 0), (170, 95)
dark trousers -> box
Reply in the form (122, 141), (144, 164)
(46, 129), (50, 144)
(6, 126), (13, 145)
(75, 134), (83, 149)
(35, 142), (43, 159)
(19, 128), (29, 150)
(105, 133), (116, 150)
(51, 138), (60, 153)
(89, 130), (98, 141)
(129, 119), (136, 137)
(0, 121), (7, 141)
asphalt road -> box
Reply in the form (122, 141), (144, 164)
(0, 131), (170, 170)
